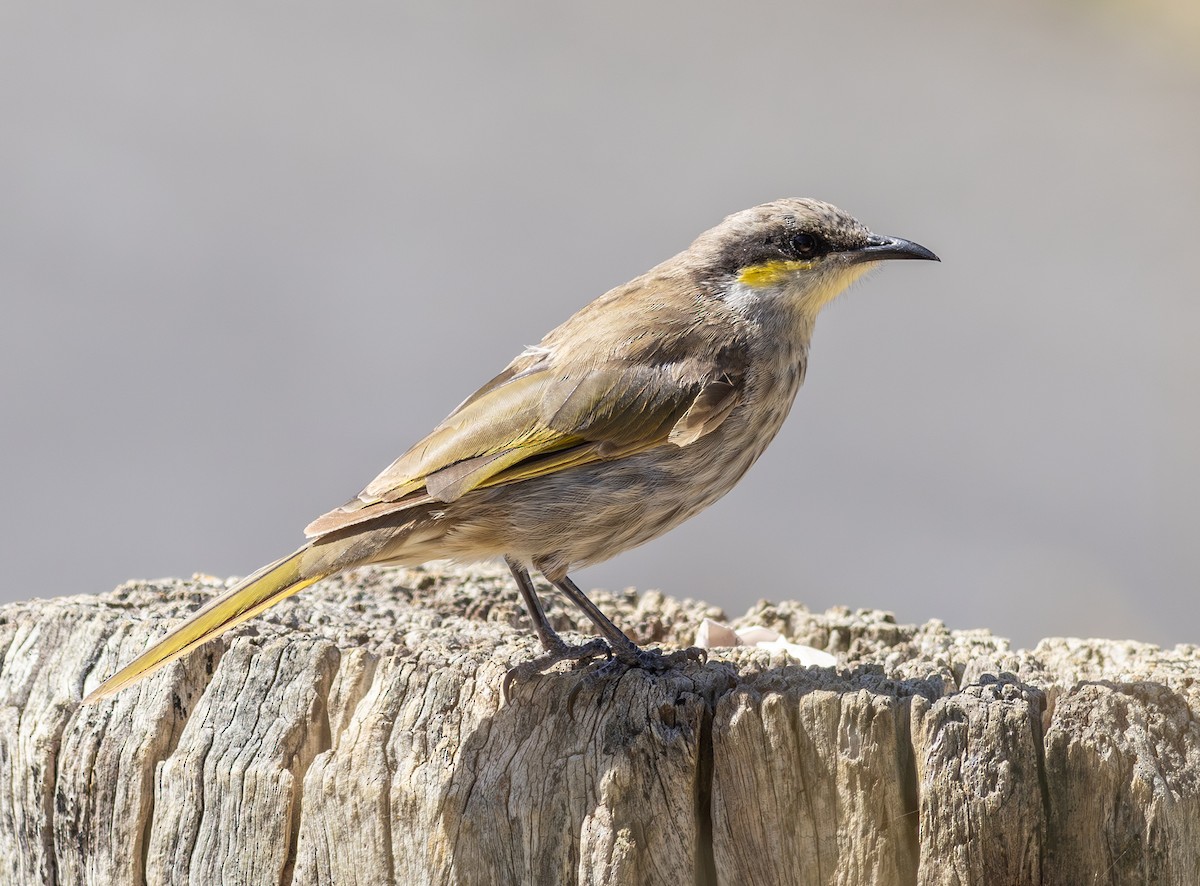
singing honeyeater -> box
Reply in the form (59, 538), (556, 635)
(83, 198), (938, 702)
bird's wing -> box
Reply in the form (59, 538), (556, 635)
(303, 355), (743, 538)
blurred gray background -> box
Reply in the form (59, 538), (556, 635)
(2, 2), (1197, 649)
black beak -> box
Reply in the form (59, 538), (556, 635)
(847, 234), (940, 265)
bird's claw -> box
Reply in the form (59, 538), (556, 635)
(565, 643), (708, 716)
(614, 643), (706, 670)
(502, 638), (611, 702)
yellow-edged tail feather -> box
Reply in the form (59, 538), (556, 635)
(82, 548), (323, 703)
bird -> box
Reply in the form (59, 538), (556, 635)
(83, 198), (938, 703)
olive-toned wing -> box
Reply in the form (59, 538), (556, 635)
(303, 357), (743, 538)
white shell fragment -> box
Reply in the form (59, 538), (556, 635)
(694, 618), (837, 666)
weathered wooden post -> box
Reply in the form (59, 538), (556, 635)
(2, 564), (1197, 884)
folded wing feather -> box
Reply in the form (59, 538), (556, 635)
(303, 355), (743, 539)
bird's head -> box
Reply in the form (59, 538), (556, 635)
(688, 198), (938, 322)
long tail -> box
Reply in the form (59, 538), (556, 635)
(83, 547), (326, 703)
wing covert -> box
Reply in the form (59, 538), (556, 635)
(304, 351), (745, 538)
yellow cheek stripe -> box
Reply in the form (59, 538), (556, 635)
(737, 259), (815, 288)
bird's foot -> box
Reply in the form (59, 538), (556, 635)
(611, 641), (707, 671)
(566, 641), (707, 715)
(503, 637), (611, 701)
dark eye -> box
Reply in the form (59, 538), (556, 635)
(790, 232), (820, 257)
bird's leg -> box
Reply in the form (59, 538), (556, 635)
(503, 557), (609, 700)
(547, 573), (640, 655)
(506, 556), (570, 653)
(549, 573), (706, 670)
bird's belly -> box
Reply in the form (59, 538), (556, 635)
(439, 376), (798, 572)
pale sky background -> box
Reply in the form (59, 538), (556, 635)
(1, 2), (1197, 650)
